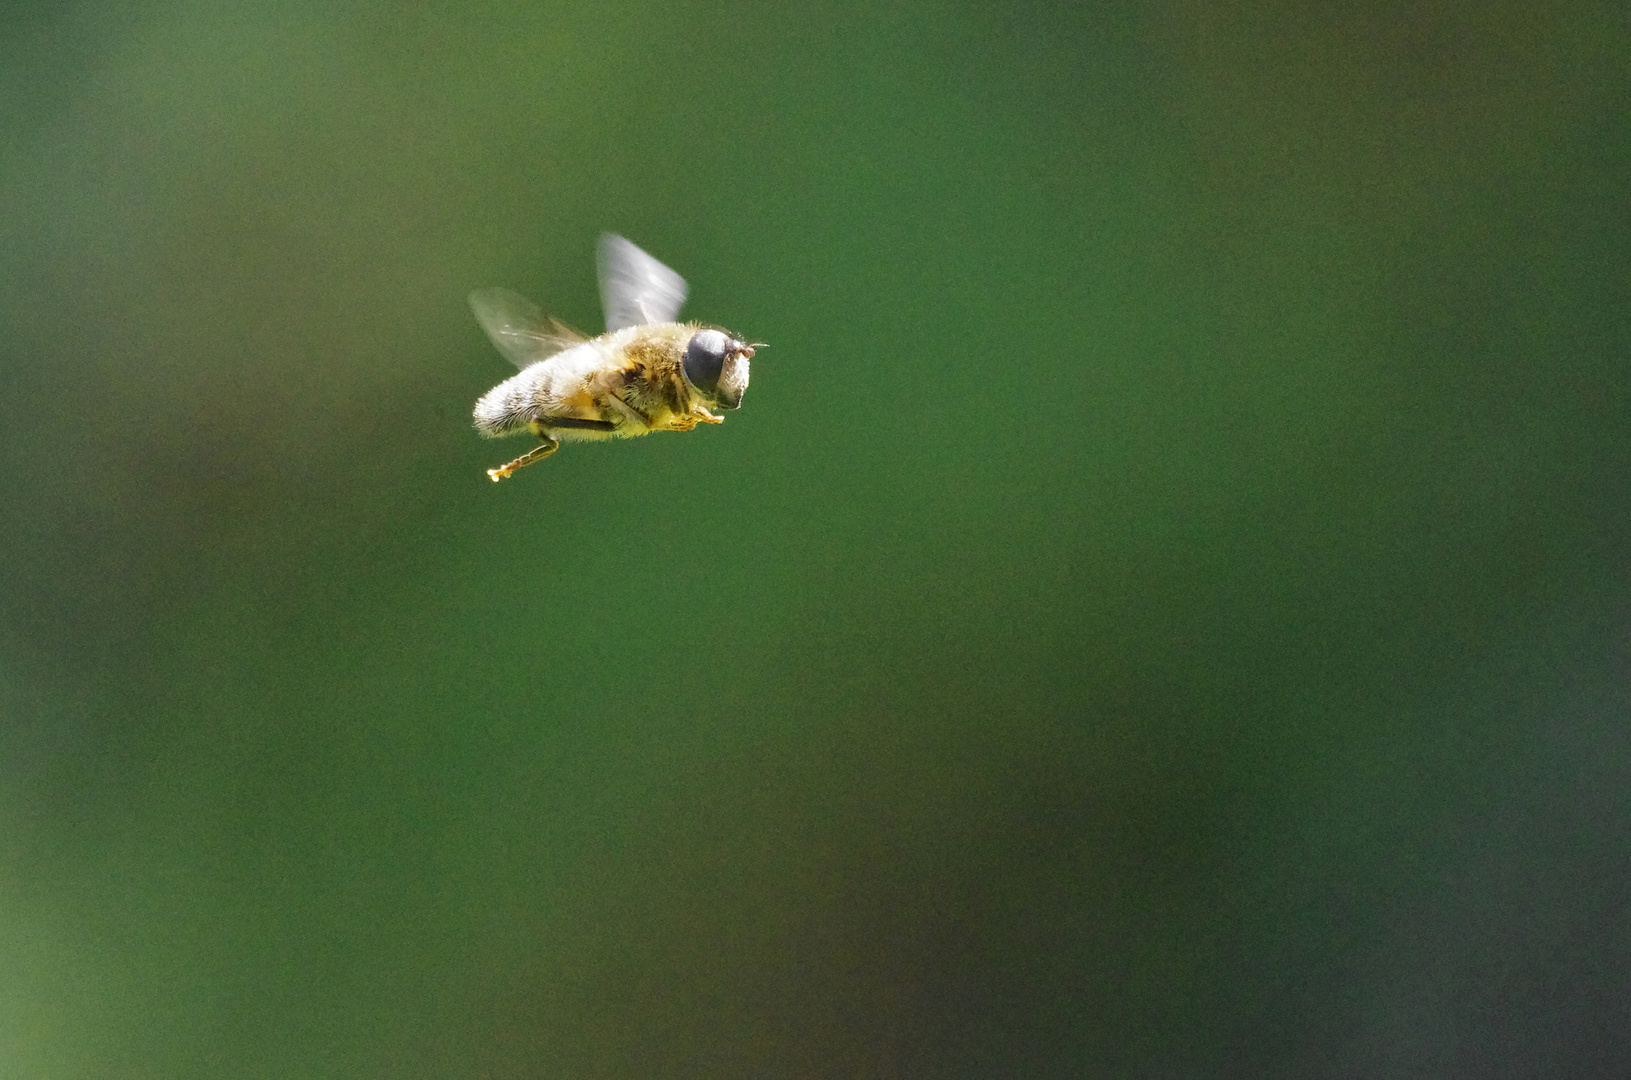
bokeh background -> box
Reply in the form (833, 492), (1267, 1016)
(3, 0), (1628, 1076)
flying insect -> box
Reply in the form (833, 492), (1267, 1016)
(470, 234), (761, 481)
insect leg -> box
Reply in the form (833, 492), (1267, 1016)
(487, 434), (559, 482)
(547, 417), (618, 431)
(604, 395), (651, 428)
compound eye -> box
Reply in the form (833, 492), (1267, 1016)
(683, 329), (732, 395)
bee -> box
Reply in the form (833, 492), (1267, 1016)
(470, 233), (762, 481)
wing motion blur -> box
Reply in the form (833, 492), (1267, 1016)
(469, 287), (586, 369)
(597, 233), (687, 332)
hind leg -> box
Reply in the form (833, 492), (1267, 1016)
(488, 434), (559, 481)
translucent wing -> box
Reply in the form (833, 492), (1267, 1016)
(597, 233), (687, 332)
(469, 287), (584, 369)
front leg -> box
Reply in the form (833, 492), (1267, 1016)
(656, 407), (724, 433)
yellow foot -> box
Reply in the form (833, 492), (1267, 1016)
(695, 409), (724, 424)
(487, 466), (513, 482)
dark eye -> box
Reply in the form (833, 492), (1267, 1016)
(683, 329), (733, 395)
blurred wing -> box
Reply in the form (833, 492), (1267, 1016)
(469, 288), (584, 369)
(597, 233), (687, 332)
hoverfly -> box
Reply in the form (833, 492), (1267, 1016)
(471, 234), (761, 481)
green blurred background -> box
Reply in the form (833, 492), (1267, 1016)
(2, 0), (1628, 1076)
